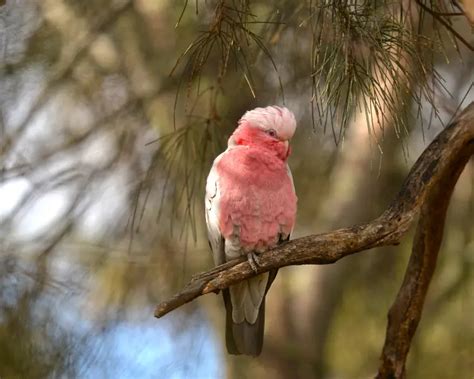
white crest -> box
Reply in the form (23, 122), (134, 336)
(239, 106), (297, 140)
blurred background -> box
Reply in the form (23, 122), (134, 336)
(0, 0), (473, 378)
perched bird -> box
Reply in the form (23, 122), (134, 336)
(205, 106), (297, 356)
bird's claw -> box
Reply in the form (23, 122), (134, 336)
(247, 252), (260, 273)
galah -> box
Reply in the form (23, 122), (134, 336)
(205, 106), (297, 356)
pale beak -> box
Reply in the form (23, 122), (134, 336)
(283, 140), (291, 158)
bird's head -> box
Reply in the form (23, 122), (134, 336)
(229, 106), (297, 160)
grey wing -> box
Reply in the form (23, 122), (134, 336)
(205, 157), (225, 265)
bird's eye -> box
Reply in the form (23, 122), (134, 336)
(266, 128), (277, 138)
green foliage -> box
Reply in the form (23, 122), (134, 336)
(170, 0), (471, 141)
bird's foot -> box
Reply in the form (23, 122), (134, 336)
(247, 252), (261, 273)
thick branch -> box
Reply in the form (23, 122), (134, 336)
(376, 111), (474, 377)
(155, 103), (474, 319)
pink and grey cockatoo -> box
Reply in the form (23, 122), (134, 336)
(205, 106), (297, 356)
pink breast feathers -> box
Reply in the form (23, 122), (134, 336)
(216, 147), (297, 250)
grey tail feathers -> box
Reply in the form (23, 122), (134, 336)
(222, 269), (278, 356)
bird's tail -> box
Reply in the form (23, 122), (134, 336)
(223, 288), (265, 356)
(222, 269), (278, 356)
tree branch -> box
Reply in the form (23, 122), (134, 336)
(155, 103), (474, 320)
(154, 104), (473, 376)
(376, 108), (474, 377)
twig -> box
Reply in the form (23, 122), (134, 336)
(415, 0), (474, 51)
